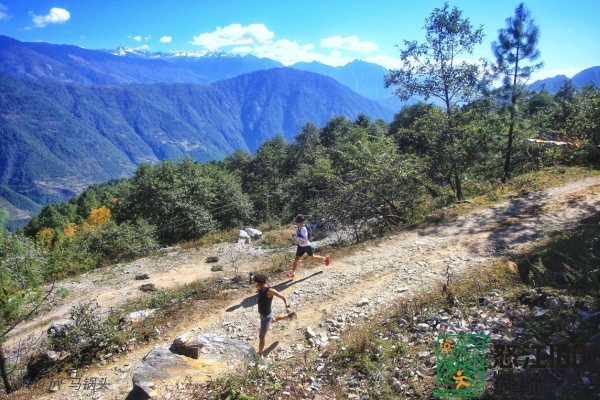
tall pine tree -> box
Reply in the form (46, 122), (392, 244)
(493, 3), (543, 182)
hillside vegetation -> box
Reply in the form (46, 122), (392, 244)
(0, 69), (393, 220)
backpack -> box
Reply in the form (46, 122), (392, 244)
(304, 224), (312, 241)
(297, 225), (312, 241)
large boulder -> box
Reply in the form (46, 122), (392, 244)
(238, 229), (251, 244)
(130, 334), (255, 399)
(119, 309), (158, 329)
(244, 227), (263, 239)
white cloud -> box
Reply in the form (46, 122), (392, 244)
(30, 7), (70, 28)
(0, 4), (11, 21)
(320, 50), (355, 67)
(364, 54), (403, 70)
(231, 46), (252, 54)
(160, 36), (172, 43)
(191, 23), (274, 50)
(129, 35), (142, 42)
(320, 36), (377, 54)
(144, 35), (152, 41)
(250, 40), (353, 66)
(190, 23), (377, 67)
(251, 39), (315, 65)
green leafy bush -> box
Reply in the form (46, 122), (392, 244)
(48, 302), (125, 365)
(45, 220), (159, 279)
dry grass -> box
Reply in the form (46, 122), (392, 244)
(259, 228), (295, 249)
(472, 166), (599, 207)
(180, 228), (240, 249)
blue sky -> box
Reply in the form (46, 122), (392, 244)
(0, 0), (598, 80)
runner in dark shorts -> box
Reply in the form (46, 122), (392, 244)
(295, 244), (314, 257)
(253, 274), (296, 361)
(287, 215), (330, 279)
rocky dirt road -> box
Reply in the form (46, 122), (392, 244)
(15, 175), (600, 399)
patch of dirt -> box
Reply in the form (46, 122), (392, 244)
(11, 175), (600, 399)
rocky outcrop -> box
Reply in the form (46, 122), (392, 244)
(130, 334), (255, 399)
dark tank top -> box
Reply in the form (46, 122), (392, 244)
(258, 286), (273, 316)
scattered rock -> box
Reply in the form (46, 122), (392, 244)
(210, 265), (224, 272)
(417, 323), (430, 331)
(173, 332), (205, 359)
(120, 309), (157, 327)
(544, 296), (561, 309)
(582, 377), (591, 385)
(47, 322), (71, 337)
(140, 283), (157, 292)
(357, 298), (370, 307)
(533, 308), (546, 318)
(205, 256), (219, 263)
(135, 273), (150, 280)
(582, 312), (600, 323)
(160, 246), (181, 254)
(590, 332), (600, 342)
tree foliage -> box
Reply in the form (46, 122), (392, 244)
(385, 3), (492, 200)
(384, 2), (491, 111)
(492, 2), (544, 181)
(316, 134), (429, 241)
(568, 84), (600, 146)
(0, 227), (48, 393)
(86, 205), (111, 227)
(114, 157), (252, 244)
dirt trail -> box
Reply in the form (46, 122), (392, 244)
(15, 175), (600, 399)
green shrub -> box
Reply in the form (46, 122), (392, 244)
(48, 302), (126, 365)
(77, 220), (159, 265)
(45, 220), (159, 279)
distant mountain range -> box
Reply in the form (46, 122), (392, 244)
(104, 46), (286, 83)
(0, 68), (393, 227)
(290, 60), (393, 100)
(107, 47), (407, 108)
(0, 35), (209, 85)
(0, 35), (403, 108)
(529, 67), (600, 93)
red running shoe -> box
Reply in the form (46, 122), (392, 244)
(325, 256), (331, 266)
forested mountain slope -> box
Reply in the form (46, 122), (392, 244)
(0, 68), (393, 224)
